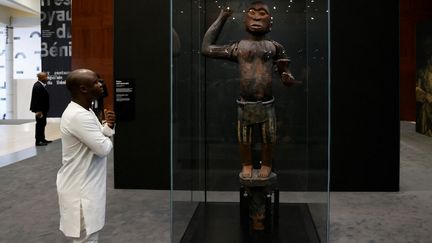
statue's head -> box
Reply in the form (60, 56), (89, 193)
(245, 1), (272, 36)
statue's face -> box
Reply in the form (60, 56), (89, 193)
(245, 3), (271, 35)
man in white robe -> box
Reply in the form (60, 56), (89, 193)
(57, 69), (116, 242)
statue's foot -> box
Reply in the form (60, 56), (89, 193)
(258, 165), (271, 178)
(241, 164), (253, 178)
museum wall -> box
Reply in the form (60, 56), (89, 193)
(72, 0), (170, 189)
(330, 1), (400, 191)
(71, 0), (113, 110)
(400, 0), (432, 121)
(113, 0), (170, 189)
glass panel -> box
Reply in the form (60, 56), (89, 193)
(171, 1), (206, 242)
(171, 0), (329, 242)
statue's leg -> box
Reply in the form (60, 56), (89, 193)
(258, 110), (276, 177)
(259, 144), (273, 177)
(240, 144), (253, 178)
(238, 120), (253, 178)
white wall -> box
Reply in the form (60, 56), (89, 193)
(13, 25), (41, 79)
(13, 17), (39, 119)
(0, 5), (39, 119)
(15, 78), (33, 119)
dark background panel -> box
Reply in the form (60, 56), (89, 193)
(113, 0), (401, 191)
(173, 1), (328, 193)
(115, 0), (329, 191)
(330, 0), (400, 191)
(113, 0), (170, 189)
(198, 0), (329, 191)
(171, 0), (208, 192)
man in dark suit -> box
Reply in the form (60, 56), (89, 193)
(30, 72), (51, 146)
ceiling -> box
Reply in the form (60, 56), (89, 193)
(0, 0), (39, 15)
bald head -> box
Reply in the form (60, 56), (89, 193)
(66, 69), (101, 98)
(66, 69), (94, 92)
(37, 72), (48, 83)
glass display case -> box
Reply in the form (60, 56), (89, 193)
(170, 0), (329, 242)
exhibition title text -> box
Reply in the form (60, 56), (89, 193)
(41, 0), (71, 58)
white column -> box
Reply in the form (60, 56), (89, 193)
(5, 25), (13, 119)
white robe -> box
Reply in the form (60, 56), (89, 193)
(57, 101), (114, 237)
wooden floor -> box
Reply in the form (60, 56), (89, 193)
(0, 118), (61, 157)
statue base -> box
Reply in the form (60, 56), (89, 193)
(239, 169), (279, 233)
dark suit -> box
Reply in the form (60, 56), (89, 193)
(30, 81), (50, 143)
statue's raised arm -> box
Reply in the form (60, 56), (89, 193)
(201, 8), (236, 60)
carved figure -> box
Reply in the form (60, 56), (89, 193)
(202, 1), (299, 178)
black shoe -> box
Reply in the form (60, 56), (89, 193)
(35, 141), (48, 146)
(42, 140), (52, 143)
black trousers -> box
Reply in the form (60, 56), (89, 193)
(35, 113), (47, 143)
